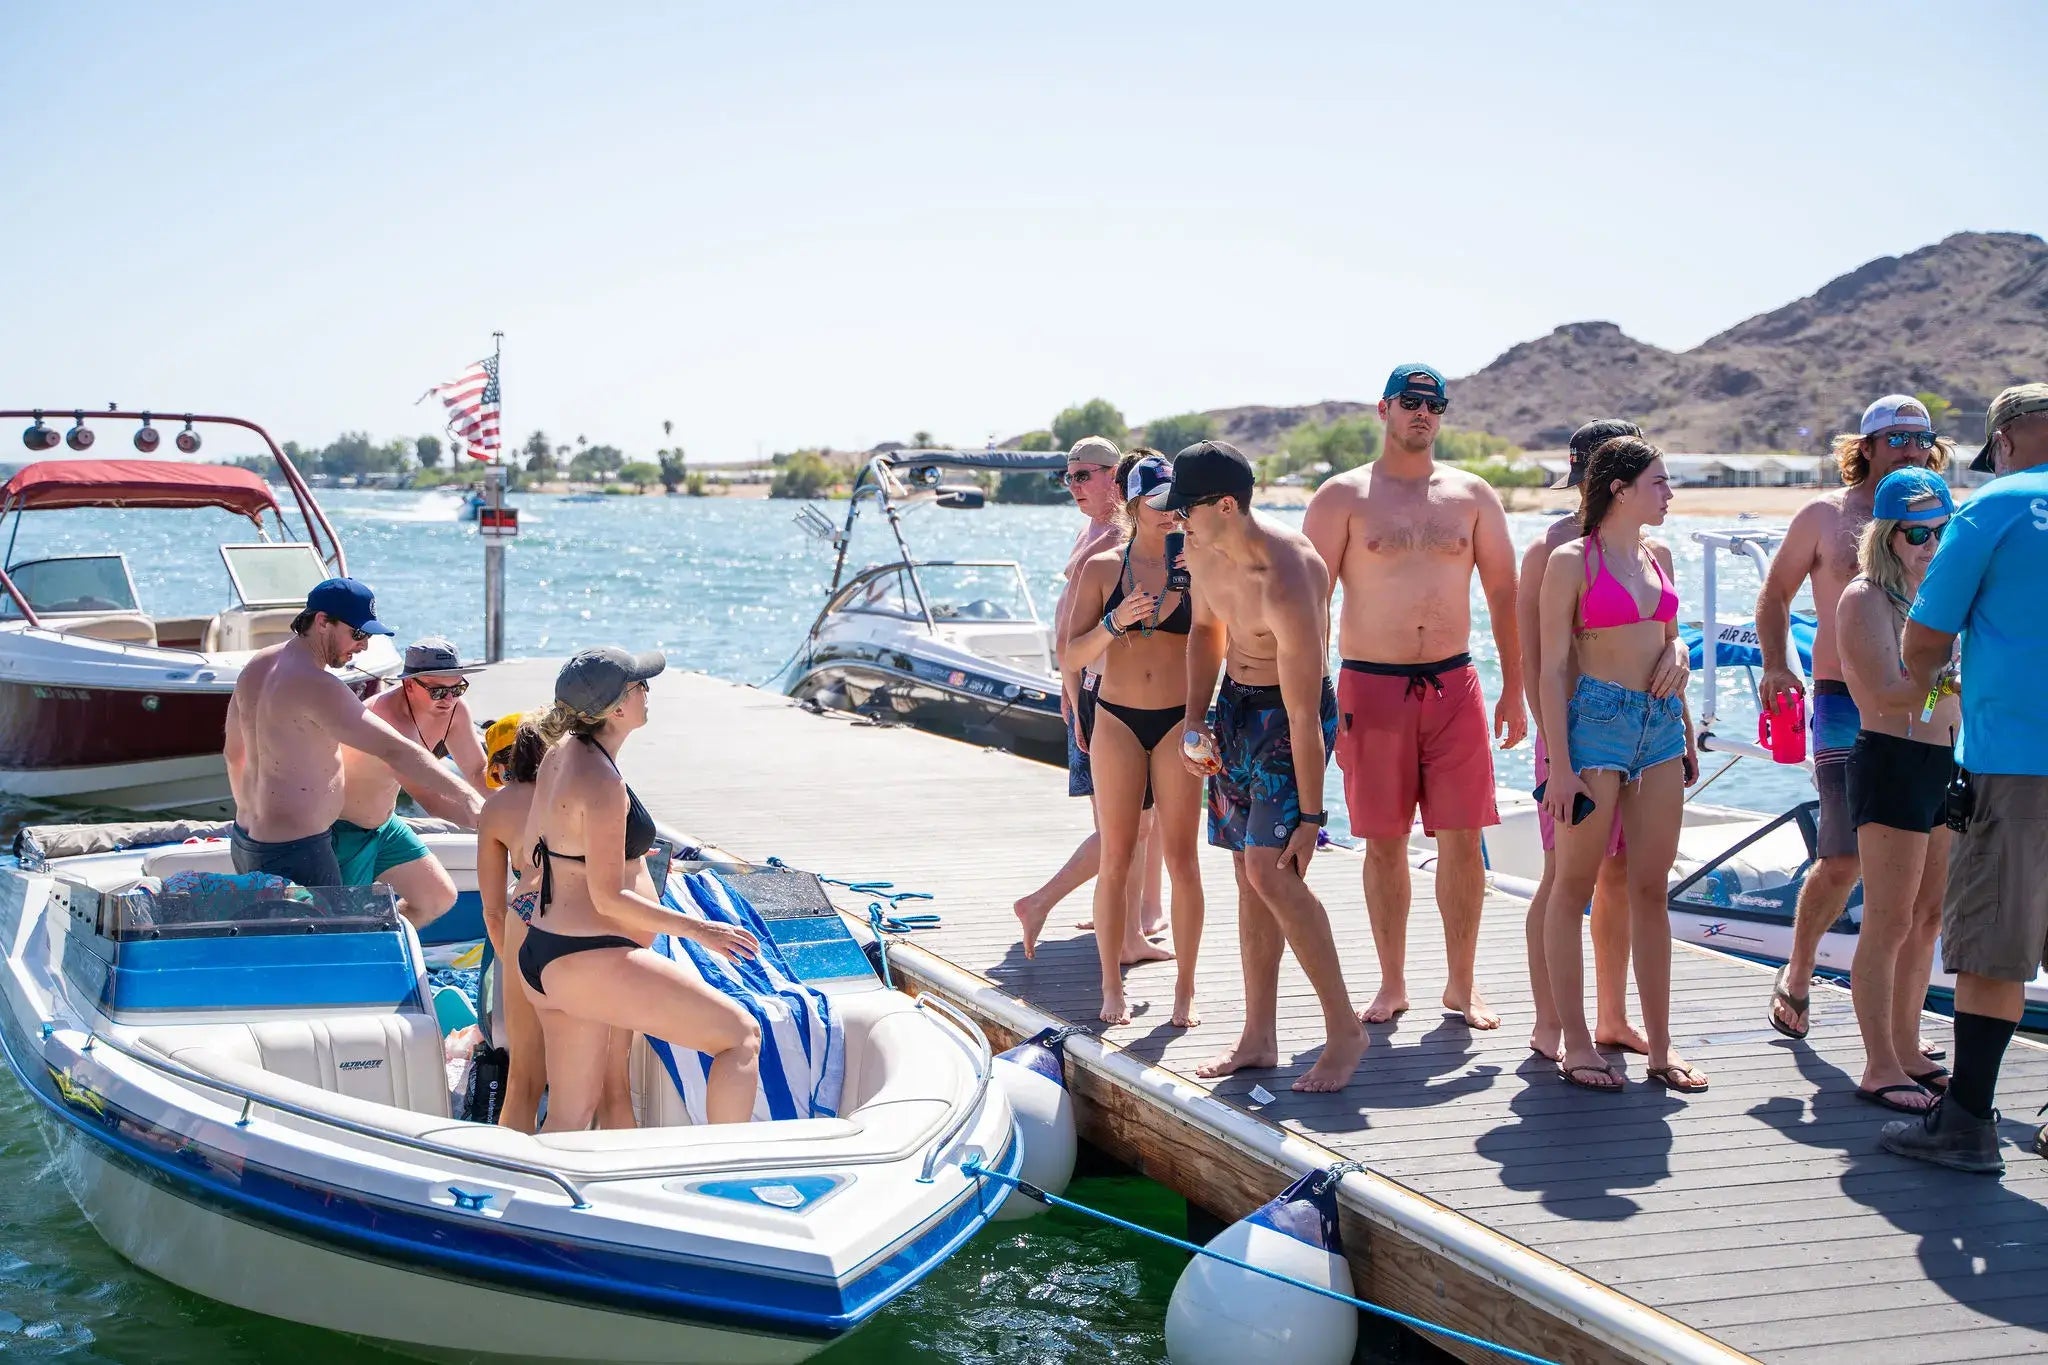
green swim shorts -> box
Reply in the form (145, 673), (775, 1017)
(330, 814), (431, 886)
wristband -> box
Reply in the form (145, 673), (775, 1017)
(1101, 611), (1126, 639)
(1298, 811), (1329, 827)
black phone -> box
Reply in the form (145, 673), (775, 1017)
(1532, 779), (1597, 826)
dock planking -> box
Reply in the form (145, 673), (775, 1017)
(469, 660), (2048, 1364)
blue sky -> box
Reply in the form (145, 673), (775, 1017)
(3, 2), (2041, 462)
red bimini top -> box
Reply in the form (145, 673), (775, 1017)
(0, 459), (281, 521)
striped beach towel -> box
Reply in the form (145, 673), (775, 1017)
(644, 870), (846, 1123)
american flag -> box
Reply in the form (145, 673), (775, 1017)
(420, 355), (501, 461)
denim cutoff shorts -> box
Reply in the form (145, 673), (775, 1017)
(1566, 676), (1684, 784)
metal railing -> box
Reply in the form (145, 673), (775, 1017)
(910, 992), (993, 1182)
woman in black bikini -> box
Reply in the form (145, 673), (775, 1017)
(517, 646), (762, 1129)
(1064, 451), (1204, 1027)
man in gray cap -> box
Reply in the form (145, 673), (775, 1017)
(1885, 382), (2048, 1172)
(332, 636), (491, 924)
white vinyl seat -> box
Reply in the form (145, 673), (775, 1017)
(204, 606), (299, 653)
(51, 613), (158, 646)
(140, 1013), (450, 1118)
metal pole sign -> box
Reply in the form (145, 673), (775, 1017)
(482, 331), (508, 663)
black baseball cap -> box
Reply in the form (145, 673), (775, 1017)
(1559, 419), (1644, 488)
(1147, 440), (1255, 512)
(556, 646), (666, 719)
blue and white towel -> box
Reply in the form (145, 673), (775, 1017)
(646, 870), (846, 1123)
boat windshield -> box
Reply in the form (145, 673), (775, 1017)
(0, 554), (140, 617)
(78, 877), (402, 942)
(222, 543), (327, 608)
(915, 564), (1036, 623)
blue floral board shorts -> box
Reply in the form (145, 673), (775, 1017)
(1208, 676), (1338, 851)
(1067, 673), (1098, 798)
(1566, 676), (1684, 785)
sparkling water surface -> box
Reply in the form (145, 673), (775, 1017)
(0, 489), (1814, 1361)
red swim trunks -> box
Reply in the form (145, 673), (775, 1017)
(1334, 655), (1499, 841)
(1532, 732), (1626, 858)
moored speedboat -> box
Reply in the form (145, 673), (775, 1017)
(0, 826), (1023, 1362)
(783, 451), (1065, 765)
(0, 410), (400, 814)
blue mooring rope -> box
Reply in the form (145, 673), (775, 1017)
(961, 1159), (1561, 1365)
(763, 858), (942, 990)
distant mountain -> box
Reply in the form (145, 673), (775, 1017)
(1448, 231), (2048, 453)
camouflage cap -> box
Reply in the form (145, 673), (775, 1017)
(1971, 383), (2048, 474)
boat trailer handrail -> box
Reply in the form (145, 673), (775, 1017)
(911, 992), (993, 1183)
(72, 1001), (994, 1208)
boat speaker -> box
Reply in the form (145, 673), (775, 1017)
(22, 417), (60, 452)
(175, 419), (202, 454)
(65, 413), (94, 451)
(133, 420), (161, 453)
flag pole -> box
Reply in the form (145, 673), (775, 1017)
(483, 330), (507, 663)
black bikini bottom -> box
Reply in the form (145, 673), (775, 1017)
(1093, 699), (1182, 753)
(518, 922), (641, 995)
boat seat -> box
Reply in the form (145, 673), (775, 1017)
(629, 987), (961, 1129)
(51, 612), (157, 646)
(139, 1011), (450, 1118)
(204, 606), (299, 654)
(140, 829), (476, 883)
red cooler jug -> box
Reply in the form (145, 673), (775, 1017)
(1758, 692), (1806, 764)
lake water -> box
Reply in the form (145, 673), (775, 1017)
(0, 487), (1816, 1361)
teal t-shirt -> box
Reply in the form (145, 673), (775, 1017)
(1909, 468), (2048, 775)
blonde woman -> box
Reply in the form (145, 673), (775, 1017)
(1837, 467), (1960, 1114)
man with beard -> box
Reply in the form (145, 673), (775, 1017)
(225, 578), (483, 893)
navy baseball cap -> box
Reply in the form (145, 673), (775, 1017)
(1148, 441), (1255, 511)
(1123, 454), (1173, 503)
(304, 578), (393, 636)
(1383, 363), (1448, 405)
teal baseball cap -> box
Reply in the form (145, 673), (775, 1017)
(1871, 467), (1954, 523)
(1383, 363), (1448, 405)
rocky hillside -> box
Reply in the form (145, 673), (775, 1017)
(1448, 231), (2048, 452)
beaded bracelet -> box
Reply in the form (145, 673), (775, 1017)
(1102, 611), (1127, 639)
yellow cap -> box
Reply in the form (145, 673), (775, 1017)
(482, 713), (526, 788)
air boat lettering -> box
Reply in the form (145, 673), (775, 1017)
(337, 1058), (384, 1071)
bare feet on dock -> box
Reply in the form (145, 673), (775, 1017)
(1120, 940), (1175, 967)
(1170, 986), (1199, 1029)
(1595, 1020), (1650, 1055)
(1528, 1025), (1562, 1063)
(1444, 986), (1501, 1030)
(1098, 989), (1131, 1027)
(1075, 907), (1169, 939)
(1013, 895), (1054, 960)
(1359, 984), (1409, 1024)
(1294, 1027), (1369, 1093)
(1194, 1038), (1278, 1078)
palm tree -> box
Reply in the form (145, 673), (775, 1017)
(912, 430), (934, 449)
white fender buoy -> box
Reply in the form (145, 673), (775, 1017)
(1165, 1170), (1356, 1365)
(988, 1027), (1077, 1221)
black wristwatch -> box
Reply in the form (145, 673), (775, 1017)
(1298, 811), (1329, 827)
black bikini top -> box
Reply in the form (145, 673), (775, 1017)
(531, 734), (658, 916)
(1104, 543), (1191, 636)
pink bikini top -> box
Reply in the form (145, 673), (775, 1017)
(1580, 533), (1678, 630)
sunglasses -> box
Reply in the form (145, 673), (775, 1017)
(1170, 494), (1228, 521)
(1898, 521), (1948, 547)
(1883, 431), (1939, 451)
(338, 624), (370, 643)
(413, 679), (470, 701)
(1395, 393), (1448, 416)
(1061, 467), (1101, 487)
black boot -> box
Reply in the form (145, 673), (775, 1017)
(1880, 1095), (2004, 1175)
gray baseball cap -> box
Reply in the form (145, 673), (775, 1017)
(397, 636), (484, 679)
(555, 646), (666, 718)
(1972, 383), (2048, 474)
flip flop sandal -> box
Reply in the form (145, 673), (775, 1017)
(1557, 1061), (1623, 1093)
(1921, 1041), (1947, 1061)
(1907, 1066), (1950, 1094)
(1858, 1083), (1937, 1115)
(1647, 1065), (1710, 1093)
(1768, 965), (1810, 1040)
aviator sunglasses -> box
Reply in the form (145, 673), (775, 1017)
(1883, 431), (1939, 451)
(1898, 520), (1947, 547)
(1396, 393), (1449, 416)
(1061, 467), (1102, 487)
(412, 679), (471, 701)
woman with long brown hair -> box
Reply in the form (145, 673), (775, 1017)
(1536, 437), (1703, 1094)
(1062, 451), (1205, 1027)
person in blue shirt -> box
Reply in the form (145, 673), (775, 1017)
(1888, 382), (2048, 1174)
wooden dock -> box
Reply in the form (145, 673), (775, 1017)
(468, 661), (2048, 1365)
